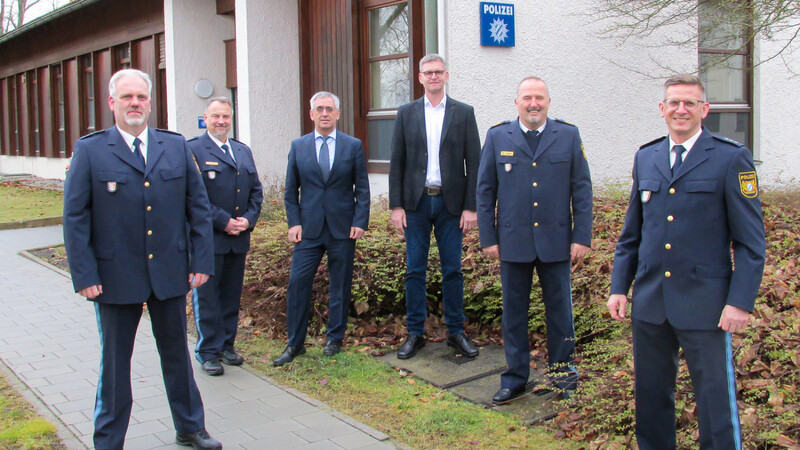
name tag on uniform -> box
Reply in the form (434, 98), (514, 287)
(500, 151), (514, 156)
(208, 171), (216, 180)
(107, 182), (117, 193)
(641, 191), (651, 203)
(205, 161), (219, 166)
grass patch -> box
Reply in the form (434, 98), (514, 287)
(237, 335), (578, 449)
(0, 373), (64, 449)
(0, 182), (63, 223)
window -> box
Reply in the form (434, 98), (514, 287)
(115, 43), (132, 70)
(698, 0), (752, 150)
(52, 64), (67, 156)
(80, 54), (95, 134)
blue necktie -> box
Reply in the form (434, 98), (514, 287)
(221, 143), (234, 165)
(672, 145), (686, 177)
(318, 137), (331, 182)
(525, 129), (541, 153)
(132, 138), (145, 170)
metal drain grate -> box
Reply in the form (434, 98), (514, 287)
(441, 353), (477, 365)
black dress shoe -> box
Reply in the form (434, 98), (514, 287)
(201, 358), (224, 376)
(176, 428), (222, 450)
(219, 349), (244, 366)
(273, 346), (306, 366)
(446, 333), (479, 357)
(492, 387), (526, 403)
(323, 341), (341, 356)
(397, 334), (426, 359)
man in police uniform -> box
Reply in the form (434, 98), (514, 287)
(608, 74), (766, 449)
(188, 97), (263, 376)
(63, 69), (221, 450)
(477, 76), (593, 403)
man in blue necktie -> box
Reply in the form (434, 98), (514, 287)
(608, 74), (766, 449)
(276, 91), (370, 366)
(188, 97), (263, 376)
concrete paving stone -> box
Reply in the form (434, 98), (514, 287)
(63, 385), (100, 402)
(45, 368), (97, 384)
(36, 378), (93, 396)
(228, 384), (284, 402)
(295, 440), (345, 449)
(260, 401), (319, 421)
(31, 356), (74, 370)
(354, 443), (396, 450)
(123, 432), (171, 450)
(130, 384), (167, 400)
(54, 396), (95, 414)
(131, 403), (173, 423)
(241, 432), (309, 449)
(195, 389), (241, 408)
(212, 429), (258, 447)
(126, 419), (170, 439)
(20, 363), (76, 379)
(207, 398), (268, 419)
(39, 392), (69, 405)
(242, 418), (307, 440)
(294, 411), (341, 428)
(5, 351), (58, 366)
(212, 407), (276, 432)
(77, 432), (94, 448)
(132, 392), (172, 410)
(294, 421), (358, 443)
(330, 432), (382, 449)
(70, 419), (95, 436)
(58, 410), (91, 426)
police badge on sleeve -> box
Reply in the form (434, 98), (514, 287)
(739, 171), (758, 198)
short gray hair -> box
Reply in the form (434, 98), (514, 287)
(516, 76), (549, 97)
(108, 69), (152, 99)
(310, 91), (340, 110)
(207, 96), (233, 111)
(419, 53), (446, 72)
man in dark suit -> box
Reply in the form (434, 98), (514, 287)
(275, 91), (370, 366)
(63, 69), (221, 450)
(389, 54), (481, 359)
(188, 97), (263, 376)
(477, 76), (593, 403)
(608, 74), (766, 449)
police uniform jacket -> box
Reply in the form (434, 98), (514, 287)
(284, 131), (370, 240)
(188, 133), (263, 255)
(63, 126), (215, 304)
(388, 96), (481, 216)
(610, 128), (766, 330)
(476, 118), (593, 263)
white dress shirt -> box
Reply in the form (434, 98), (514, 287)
(314, 129), (337, 170)
(668, 128), (702, 168)
(208, 132), (235, 163)
(424, 95), (447, 187)
(117, 126), (148, 163)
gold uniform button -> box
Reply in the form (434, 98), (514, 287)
(534, 222), (539, 227)
(144, 181), (150, 187)
(148, 254), (154, 260)
(533, 182), (538, 187)
(665, 271), (671, 277)
(665, 243), (671, 250)
(146, 206), (152, 211)
(669, 188), (676, 194)
(237, 189), (241, 193)
(667, 215), (674, 222)
(237, 172), (241, 175)
(534, 202), (539, 207)
(235, 206), (240, 211)
(147, 230), (153, 236)
(532, 162), (537, 167)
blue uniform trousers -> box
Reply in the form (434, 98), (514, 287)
(403, 193), (466, 336)
(192, 251), (247, 362)
(500, 259), (577, 390)
(93, 296), (204, 450)
(633, 319), (741, 450)
(286, 224), (356, 348)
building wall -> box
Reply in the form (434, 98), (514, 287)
(164, 0), (234, 137)
(235, 0), (302, 182)
(442, 0), (698, 190)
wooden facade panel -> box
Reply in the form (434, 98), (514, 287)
(38, 67), (55, 158)
(93, 49), (113, 130)
(132, 37), (156, 80)
(0, 79), (7, 156)
(225, 39), (237, 88)
(17, 74), (32, 157)
(63, 59), (80, 157)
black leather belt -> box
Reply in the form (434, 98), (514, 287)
(424, 186), (443, 195)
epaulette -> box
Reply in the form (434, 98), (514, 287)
(554, 118), (576, 127)
(490, 120), (511, 129)
(78, 130), (105, 140)
(186, 136), (199, 142)
(155, 128), (183, 136)
(639, 136), (667, 150)
(712, 134), (744, 147)
(229, 137), (245, 145)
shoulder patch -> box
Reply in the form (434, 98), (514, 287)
(639, 136), (667, 150)
(78, 130), (105, 140)
(712, 134), (745, 147)
(554, 118), (576, 127)
(739, 171), (758, 198)
(155, 128), (183, 136)
(490, 120), (511, 129)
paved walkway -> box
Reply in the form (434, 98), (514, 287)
(0, 226), (395, 450)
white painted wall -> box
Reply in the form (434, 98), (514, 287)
(164, 0), (234, 137)
(442, 0), (697, 189)
(753, 34), (800, 188)
(235, 0), (302, 183)
(0, 156), (68, 179)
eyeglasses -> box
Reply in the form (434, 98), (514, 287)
(421, 70), (445, 78)
(314, 106), (336, 113)
(663, 98), (706, 111)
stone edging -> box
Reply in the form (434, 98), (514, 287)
(0, 216), (63, 231)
